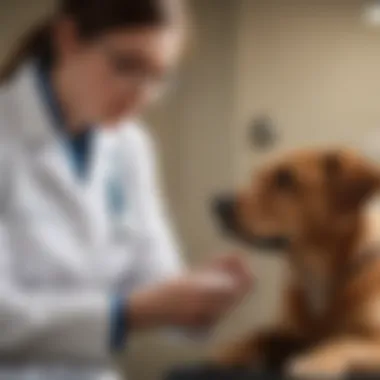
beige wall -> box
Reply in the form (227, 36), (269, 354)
(0, 0), (56, 62)
(147, 0), (241, 260)
(235, 0), (380, 182)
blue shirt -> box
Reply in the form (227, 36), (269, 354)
(35, 60), (128, 352)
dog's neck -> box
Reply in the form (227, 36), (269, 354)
(289, 204), (380, 317)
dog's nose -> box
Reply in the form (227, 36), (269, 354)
(212, 195), (238, 231)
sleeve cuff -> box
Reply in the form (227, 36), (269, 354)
(110, 294), (128, 352)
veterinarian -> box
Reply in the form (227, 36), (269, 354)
(0, 1), (253, 379)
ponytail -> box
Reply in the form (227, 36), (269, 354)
(0, 19), (53, 83)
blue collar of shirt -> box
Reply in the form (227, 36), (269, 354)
(35, 60), (94, 180)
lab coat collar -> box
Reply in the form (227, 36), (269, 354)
(34, 58), (66, 134)
(9, 60), (125, 153)
(7, 61), (101, 199)
(35, 58), (95, 180)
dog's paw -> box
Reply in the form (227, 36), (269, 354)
(286, 354), (348, 380)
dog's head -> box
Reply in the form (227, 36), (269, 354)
(213, 149), (380, 252)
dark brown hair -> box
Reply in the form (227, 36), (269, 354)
(0, 0), (185, 83)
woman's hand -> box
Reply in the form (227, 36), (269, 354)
(206, 252), (254, 294)
(129, 253), (254, 330)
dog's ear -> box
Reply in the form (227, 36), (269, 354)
(323, 152), (380, 211)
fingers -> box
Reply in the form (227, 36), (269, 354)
(210, 252), (256, 294)
(179, 272), (243, 327)
(194, 272), (238, 294)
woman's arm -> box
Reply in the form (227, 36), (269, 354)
(120, 122), (185, 287)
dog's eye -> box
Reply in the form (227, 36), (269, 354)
(323, 153), (341, 178)
(273, 168), (295, 191)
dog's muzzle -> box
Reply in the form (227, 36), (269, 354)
(212, 195), (290, 251)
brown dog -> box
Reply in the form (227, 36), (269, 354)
(212, 148), (380, 379)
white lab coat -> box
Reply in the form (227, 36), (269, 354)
(0, 61), (184, 380)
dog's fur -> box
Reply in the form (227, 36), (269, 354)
(213, 148), (380, 378)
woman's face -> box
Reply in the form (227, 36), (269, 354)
(57, 23), (183, 125)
